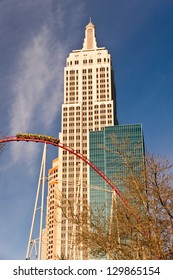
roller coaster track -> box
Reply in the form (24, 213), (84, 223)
(0, 135), (148, 238)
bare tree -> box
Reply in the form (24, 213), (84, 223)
(54, 140), (173, 259)
(146, 154), (173, 259)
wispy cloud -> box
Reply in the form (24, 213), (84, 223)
(9, 25), (64, 164)
(10, 26), (60, 132)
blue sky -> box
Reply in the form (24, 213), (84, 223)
(0, 0), (173, 259)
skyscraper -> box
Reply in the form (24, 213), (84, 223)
(45, 20), (118, 260)
(46, 21), (144, 260)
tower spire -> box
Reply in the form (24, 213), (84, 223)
(83, 20), (97, 50)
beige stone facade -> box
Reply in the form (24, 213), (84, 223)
(45, 158), (61, 259)
(45, 21), (117, 260)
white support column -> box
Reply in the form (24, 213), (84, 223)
(26, 143), (47, 260)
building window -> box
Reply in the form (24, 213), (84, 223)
(70, 70), (75, 74)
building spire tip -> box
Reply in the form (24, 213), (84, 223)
(87, 17), (94, 28)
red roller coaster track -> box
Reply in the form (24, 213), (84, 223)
(0, 135), (147, 238)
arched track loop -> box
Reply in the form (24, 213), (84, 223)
(0, 136), (149, 239)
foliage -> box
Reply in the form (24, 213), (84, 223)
(54, 142), (173, 259)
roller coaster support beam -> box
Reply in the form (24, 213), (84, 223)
(26, 143), (47, 260)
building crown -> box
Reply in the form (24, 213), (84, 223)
(82, 19), (97, 50)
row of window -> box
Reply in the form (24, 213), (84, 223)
(63, 122), (81, 127)
(65, 87), (109, 96)
(97, 79), (109, 83)
(66, 70), (78, 75)
(67, 81), (78, 86)
(66, 76), (78, 81)
(65, 92), (78, 97)
(63, 136), (80, 141)
(63, 106), (80, 111)
(63, 127), (100, 134)
(97, 94), (110, 99)
(83, 69), (92, 73)
(63, 105), (112, 116)
(82, 75), (93, 79)
(63, 112), (80, 117)
(65, 97), (79, 103)
(93, 114), (112, 119)
(82, 101), (93, 105)
(63, 129), (81, 133)
(97, 89), (110, 93)
(83, 85), (93, 90)
(65, 67), (109, 78)
(82, 96), (93, 100)
(67, 58), (109, 66)
(66, 86), (78, 91)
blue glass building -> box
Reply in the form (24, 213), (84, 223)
(89, 124), (145, 218)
